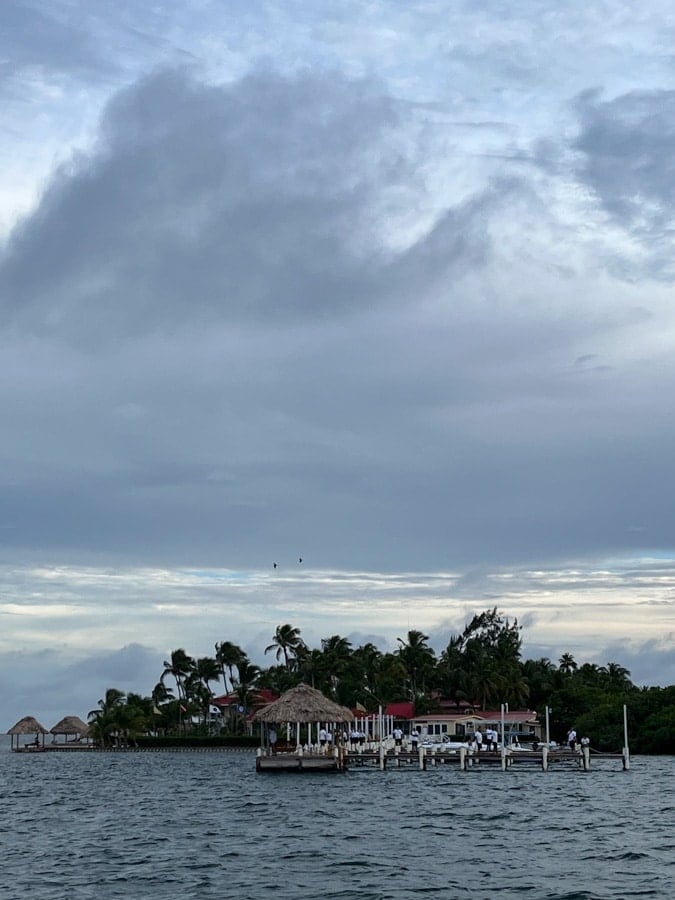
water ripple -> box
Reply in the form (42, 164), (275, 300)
(0, 742), (672, 900)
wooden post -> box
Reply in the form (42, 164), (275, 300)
(419, 746), (425, 771)
(541, 745), (549, 771)
(459, 746), (467, 770)
(582, 746), (590, 771)
(379, 705), (385, 770)
(623, 704), (630, 771)
(500, 702), (507, 771)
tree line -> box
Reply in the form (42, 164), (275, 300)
(87, 608), (675, 752)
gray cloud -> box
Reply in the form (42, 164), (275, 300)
(3, 2), (675, 708)
(574, 89), (675, 277)
(0, 1), (107, 84)
(0, 643), (161, 728)
(2, 68), (486, 341)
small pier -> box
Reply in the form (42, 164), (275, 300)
(253, 695), (632, 775)
(343, 744), (630, 772)
(256, 749), (346, 772)
(255, 743), (629, 773)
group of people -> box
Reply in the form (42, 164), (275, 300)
(567, 728), (591, 752)
(472, 727), (499, 752)
(392, 727), (420, 750)
(270, 723), (591, 755)
(319, 727), (334, 752)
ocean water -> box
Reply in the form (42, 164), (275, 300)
(1, 738), (672, 900)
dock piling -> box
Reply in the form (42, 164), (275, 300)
(582, 746), (590, 771)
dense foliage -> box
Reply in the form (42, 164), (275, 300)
(88, 608), (675, 753)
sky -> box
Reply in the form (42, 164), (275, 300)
(2, 0), (675, 728)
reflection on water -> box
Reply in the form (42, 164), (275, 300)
(0, 738), (673, 900)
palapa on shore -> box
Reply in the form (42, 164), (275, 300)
(253, 683), (353, 724)
(50, 715), (90, 743)
(8, 715), (49, 751)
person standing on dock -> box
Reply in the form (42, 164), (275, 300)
(567, 727), (577, 752)
(269, 728), (277, 754)
(319, 727), (327, 753)
(474, 728), (483, 753)
(409, 728), (419, 751)
(393, 727), (403, 747)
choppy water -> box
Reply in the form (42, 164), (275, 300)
(1, 739), (672, 900)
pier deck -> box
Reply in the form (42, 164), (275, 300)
(255, 745), (629, 772)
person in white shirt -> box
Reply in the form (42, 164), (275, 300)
(409, 728), (419, 750)
(474, 728), (483, 752)
(567, 728), (577, 751)
(393, 727), (403, 747)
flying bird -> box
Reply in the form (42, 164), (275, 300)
(299, 557), (303, 563)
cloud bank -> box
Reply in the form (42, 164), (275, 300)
(1, 1), (675, 722)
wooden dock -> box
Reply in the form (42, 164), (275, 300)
(343, 745), (629, 772)
(256, 752), (344, 772)
(255, 744), (629, 773)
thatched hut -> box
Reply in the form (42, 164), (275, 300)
(253, 684), (354, 771)
(8, 715), (49, 751)
(254, 683), (353, 749)
(255, 683), (354, 725)
(50, 716), (90, 745)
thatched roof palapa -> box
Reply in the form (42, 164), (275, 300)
(50, 716), (90, 736)
(7, 715), (49, 735)
(254, 683), (354, 724)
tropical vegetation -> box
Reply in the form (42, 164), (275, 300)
(87, 609), (675, 753)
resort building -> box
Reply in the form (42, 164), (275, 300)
(412, 709), (542, 743)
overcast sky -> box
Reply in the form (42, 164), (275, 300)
(2, 0), (675, 728)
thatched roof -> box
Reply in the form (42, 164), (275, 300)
(7, 715), (48, 735)
(50, 716), (90, 735)
(253, 683), (354, 724)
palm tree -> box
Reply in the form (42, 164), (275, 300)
(215, 641), (246, 694)
(152, 681), (174, 705)
(232, 659), (261, 735)
(194, 656), (222, 724)
(265, 624), (306, 670)
(88, 688), (127, 747)
(161, 648), (195, 700)
(606, 661), (631, 688)
(559, 652), (578, 675)
(320, 634), (353, 699)
(161, 649), (195, 734)
(296, 648), (324, 690)
(122, 693), (154, 745)
(350, 642), (384, 707)
(397, 630), (436, 700)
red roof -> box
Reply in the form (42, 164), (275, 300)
(212, 688), (278, 708)
(348, 701), (414, 720)
(385, 701), (414, 719)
